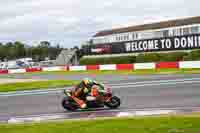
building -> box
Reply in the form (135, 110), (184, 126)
(83, 16), (200, 56)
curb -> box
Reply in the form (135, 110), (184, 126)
(0, 61), (200, 74)
(6, 107), (200, 124)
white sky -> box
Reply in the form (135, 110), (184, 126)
(0, 0), (199, 48)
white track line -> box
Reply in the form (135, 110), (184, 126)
(108, 77), (200, 86)
(113, 80), (200, 89)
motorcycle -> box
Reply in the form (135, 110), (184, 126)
(61, 87), (121, 111)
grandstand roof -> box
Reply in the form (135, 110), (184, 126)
(93, 16), (200, 37)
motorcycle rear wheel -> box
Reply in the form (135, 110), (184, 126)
(105, 96), (121, 109)
(62, 97), (78, 111)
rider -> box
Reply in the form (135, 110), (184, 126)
(72, 78), (105, 109)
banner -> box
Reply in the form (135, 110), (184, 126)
(83, 34), (200, 55)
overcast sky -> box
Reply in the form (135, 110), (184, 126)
(0, 0), (199, 48)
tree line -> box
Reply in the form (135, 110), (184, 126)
(0, 41), (63, 61)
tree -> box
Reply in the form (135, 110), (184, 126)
(0, 43), (5, 61)
(14, 41), (26, 58)
(40, 41), (50, 48)
(0, 41), (63, 61)
(73, 46), (79, 50)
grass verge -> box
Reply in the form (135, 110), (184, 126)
(1, 116), (200, 133)
(1, 68), (200, 92)
(0, 80), (79, 92)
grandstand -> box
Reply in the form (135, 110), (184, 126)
(82, 16), (200, 57)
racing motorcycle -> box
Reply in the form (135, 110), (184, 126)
(61, 87), (121, 111)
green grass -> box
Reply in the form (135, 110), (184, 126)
(11, 68), (200, 76)
(1, 116), (200, 133)
(1, 68), (200, 92)
(0, 80), (79, 92)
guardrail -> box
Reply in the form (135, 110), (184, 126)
(0, 61), (200, 74)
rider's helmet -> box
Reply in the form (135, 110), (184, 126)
(83, 78), (91, 86)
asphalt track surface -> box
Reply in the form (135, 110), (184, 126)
(0, 73), (200, 122)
